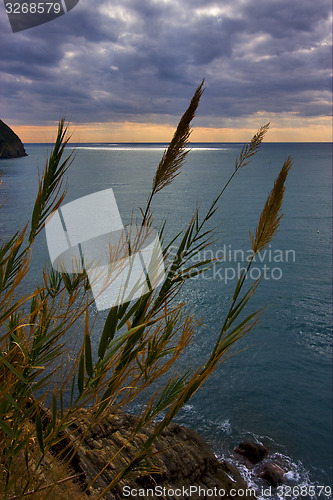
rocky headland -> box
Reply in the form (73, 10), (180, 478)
(0, 119), (27, 159)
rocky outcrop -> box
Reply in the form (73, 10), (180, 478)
(31, 404), (292, 496)
(233, 441), (288, 488)
(61, 410), (256, 500)
(0, 119), (27, 159)
(234, 442), (269, 464)
(259, 463), (286, 487)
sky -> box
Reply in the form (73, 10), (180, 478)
(0, 0), (332, 142)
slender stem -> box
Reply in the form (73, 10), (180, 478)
(8, 474), (84, 500)
(201, 168), (239, 230)
(210, 253), (255, 360)
(141, 190), (155, 230)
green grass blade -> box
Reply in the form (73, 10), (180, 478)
(85, 333), (94, 378)
(0, 418), (14, 439)
(78, 353), (85, 394)
(35, 412), (44, 454)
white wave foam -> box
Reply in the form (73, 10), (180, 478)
(223, 448), (321, 500)
(218, 419), (232, 435)
(182, 404), (195, 412)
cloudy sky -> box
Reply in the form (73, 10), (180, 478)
(0, 0), (332, 142)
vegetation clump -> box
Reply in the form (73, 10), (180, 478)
(0, 82), (291, 498)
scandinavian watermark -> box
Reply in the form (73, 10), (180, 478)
(45, 188), (165, 311)
(4, 0), (80, 33)
(168, 244), (296, 283)
(44, 187), (295, 308)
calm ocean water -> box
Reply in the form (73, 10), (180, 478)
(0, 142), (332, 497)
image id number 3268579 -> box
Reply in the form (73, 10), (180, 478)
(5, 2), (62, 14)
(276, 485), (332, 497)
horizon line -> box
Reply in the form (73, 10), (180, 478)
(24, 140), (332, 144)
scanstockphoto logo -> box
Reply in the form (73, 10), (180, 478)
(4, 0), (80, 33)
(45, 189), (165, 311)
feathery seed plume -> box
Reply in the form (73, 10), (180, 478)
(152, 80), (205, 194)
(250, 156), (292, 254)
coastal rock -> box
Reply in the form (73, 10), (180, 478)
(0, 119), (27, 159)
(259, 463), (286, 486)
(60, 409), (256, 500)
(234, 442), (269, 464)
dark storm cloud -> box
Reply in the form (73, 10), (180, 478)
(0, 0), (331, 125)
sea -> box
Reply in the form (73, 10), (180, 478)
(0, 142), (332, 499)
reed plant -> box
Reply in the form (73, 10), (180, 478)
(0, 82), (291, 499)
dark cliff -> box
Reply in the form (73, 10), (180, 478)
(0, 119), (28, 159)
